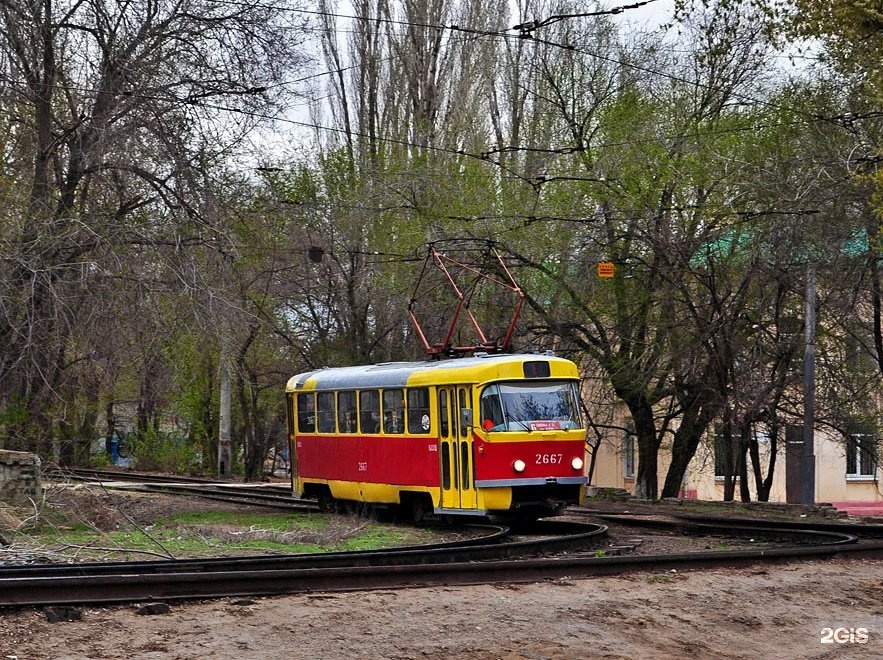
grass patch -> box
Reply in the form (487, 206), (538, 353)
(162, 510), (323, 531)
(335, 525), (428, 551)
(26, 513), (439, 560)
(6, 486), (443, 562)
(646, 574), (674, 584)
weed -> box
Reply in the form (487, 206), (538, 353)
(647, 573), (674, 584)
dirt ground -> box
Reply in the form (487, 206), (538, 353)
(0, 558), (880, 659)
(1, 486), (882, 659)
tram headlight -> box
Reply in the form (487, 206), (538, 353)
(571, 457), (584, 471)
(513, 459), (526, 473)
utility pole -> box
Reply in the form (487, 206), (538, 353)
(802, 262), (816, 505)
(218, 349), (232, 479)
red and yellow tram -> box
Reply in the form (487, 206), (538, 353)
(284, 353), (587, 519)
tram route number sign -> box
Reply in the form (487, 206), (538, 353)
(530, 421), (561, 431)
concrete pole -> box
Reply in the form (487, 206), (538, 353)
(218, 351), (232, 479)
(802, 262), (816, 505)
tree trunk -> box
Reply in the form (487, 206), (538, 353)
(721, 415), (736, 501)
(661, 379), (719, 498)
(628, 394), (659, 499)
(737, 434), (751, 502)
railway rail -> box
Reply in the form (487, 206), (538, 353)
(11, 469), (883, 609)
(47, 467), (317, 512)
(0, 519), (607, 606)
(2, 521), (881, 608)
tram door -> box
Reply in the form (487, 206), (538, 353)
(438, 386), (477, 511)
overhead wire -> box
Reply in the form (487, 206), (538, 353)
(0, 1), (875, 241)
(0, 2), (871, 165)
(231, 3), (881, 177)
(217, 0), (837, 117)
(0, 58), (872, 231)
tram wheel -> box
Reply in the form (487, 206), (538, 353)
(403, 494), (430, 524)
(316, 489), (337, 513)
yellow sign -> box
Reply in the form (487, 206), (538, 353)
(598, 262), (615, 278)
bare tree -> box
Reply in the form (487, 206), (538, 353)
(0, 0), (309, 453)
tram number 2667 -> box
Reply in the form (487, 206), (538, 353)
(535, 453), (564, 465)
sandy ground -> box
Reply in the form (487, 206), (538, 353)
(2, 557), (881, 659)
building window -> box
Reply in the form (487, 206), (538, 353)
(714, 432), (727, 478)
(623, 428), (635, 479)
(846, 433), (877, 479)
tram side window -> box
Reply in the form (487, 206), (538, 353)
(286, 395), (295, 437)
(441, 443), (451, 489)
(317, 392), (336, 433)
(359, 390), (380, 434)
(338, 391), (357, 434)
(480, 386), (504, 431)
(383, 389), (405, 434)
(439, 390), (449, 438)
(408, 387), (431, 434)
(297, 393), (315, 433)
(458, 388), (471, 438)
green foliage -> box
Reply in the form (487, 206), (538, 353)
(88, 449), (113, 469)
(0, 0), (880, 506)
(124, 430), (201, 474)
(163, 332), (218, 439)
(0, 401), (30, 427)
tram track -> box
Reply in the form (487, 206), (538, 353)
(103, 483), (318, 512)
(46, 467), (318, 512)
(0, 521), (603, 579)
(49, 467), (221, 484)
(15, 470), (883, 609)
(0, 520), (607, 606)
(672, 511), (883, 538)
(591, 513), (862, 545)
(3, 526), (882, 608)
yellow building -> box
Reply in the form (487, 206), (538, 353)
(589, 414), (881, 512)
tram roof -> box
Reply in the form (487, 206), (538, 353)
(285, 353), (579, 392)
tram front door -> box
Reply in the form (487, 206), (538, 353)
(437, 386), (477, 512)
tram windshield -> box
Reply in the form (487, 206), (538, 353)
(479, 381), (582, 432)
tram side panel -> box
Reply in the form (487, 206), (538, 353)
(358, 434), (441, 503)
(356, 385), (441, 505)
(294, 433), (355, 500)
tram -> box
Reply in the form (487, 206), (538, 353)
(284, 352), (587, 519)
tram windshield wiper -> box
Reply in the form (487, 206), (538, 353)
(501, 395), (531, 432)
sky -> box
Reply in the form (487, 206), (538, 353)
(612, 0), (675, 29)
(249, 0), (794, 165)
(260, 0), (678, 155)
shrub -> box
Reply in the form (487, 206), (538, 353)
(124, 430), (201, 474)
